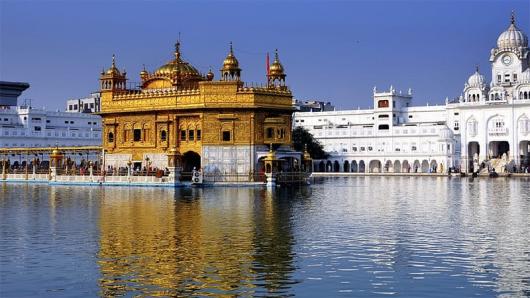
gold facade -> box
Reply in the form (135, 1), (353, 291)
(99, 43), (294, 169)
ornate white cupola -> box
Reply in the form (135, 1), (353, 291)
(490, 11), (529, 88)
(462, 66), (488, 103)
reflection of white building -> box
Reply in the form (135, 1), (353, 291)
(0, 81), (102, 148)
(294, 14), (530, 173)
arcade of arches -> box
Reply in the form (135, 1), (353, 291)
(315, 158), (443, 173)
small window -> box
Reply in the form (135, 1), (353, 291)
(266, 127), (274, 139)
(46, 120), (50, 123)
(108, 132), (114, 143)
(378, 100), (389, 108)
(69, 105), (73, 110)
(408, 115), (413, 119)
(180, 130), (186, 141)
(378, 124), (390, 130)
(196, 129), (201, 141)
(34, 126), (41, 131)
(70, 121), (74, 124)
(160, 130), (167, 141)
(352, 147), (357, 152)
(65, 121), (69, 124)
(378, 114), (389, 119)
(411, 146), (417, 151)
(368, 146), (373, 151)
(133, 129), (142, 142)
(188, 130), (195, 141)
(360, 147), (366, 151)
(222, 131), (231, 141)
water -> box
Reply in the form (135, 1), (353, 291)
(1, 177), (529, 297)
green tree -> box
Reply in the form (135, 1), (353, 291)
(292, 126), (328, 159)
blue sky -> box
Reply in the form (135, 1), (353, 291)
(0, 0), (528, 110)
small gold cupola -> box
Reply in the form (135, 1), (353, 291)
(100, 54), (127, 91)
(220, 42), (241, 81)
(267, 49), (286, 89)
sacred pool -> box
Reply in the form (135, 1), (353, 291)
(1, 177), (529, 297)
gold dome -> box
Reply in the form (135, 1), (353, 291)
(221, 42), (240, 72)
(206, 68), (214, 81)
(154, 41), (201, 76)
(269, 49), (285, 76)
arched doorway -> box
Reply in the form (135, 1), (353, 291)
(359, 160), (366, 173)
(468, 142), (480, 172)
(413, 160), (420, 173)
(333, 160), (340, 172)
(369, 160), (381, 173)
(182, 151), (201, 175)
(326, 161), (332, 172)
(343, 160), (350, 172)
(489, 141), (510, 159)
(351, 161), (358, 173)
(402, 160), (410, 173)
(393, 160), (401, 173)
(430, 160), (438, 173)
(384, 160), (392, 172)
(421, 160), (429, 173)
(318, 161), (325, 172)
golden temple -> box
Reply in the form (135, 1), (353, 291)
(99, 41), (301, 175)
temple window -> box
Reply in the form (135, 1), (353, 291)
(222, 131), (231, 142)
(133, 129), (142, 142)
(188, 130), (195, 141)
(266, 127), (274, 139)
(196, 129), (201, 141)
(180, 130), (186, 141)
(378, 100), (389, 108)
(108, 132), (114, 143)
(160, 130), (167, 141)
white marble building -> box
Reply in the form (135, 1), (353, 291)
(0, 82), (102, 149)
(294, 15), (530, 173)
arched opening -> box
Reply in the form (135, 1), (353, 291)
(520, 141), (530, 169)
(402, 160), (410, 173)
(326, 160), (332, 172)
(384, 160), (392, 172)
(107, 132), (114, 143)
(421, 160), (429, 173)
(333, 160), (340, 172)
(489, 141), (510, 159)
(160, 130), (167, 141)
(430, 160), (438, 173)
(393, 160), (401, 173)
(351, 160), (358, 173)
(182, 151), (201, 180)
(413, 160), (420, 173)
(358, 160), (365, 173)
(468, 142), (480, 172)
(343, 160), (350, 172)
(369, 160), (381, 173)
(318, 161), (325, 172)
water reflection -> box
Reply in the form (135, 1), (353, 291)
(97, 187), (306, 297)
(1, 178), (529, 297)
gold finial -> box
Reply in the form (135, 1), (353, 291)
(229, 41), (234, 55)
(511, 10), (515, 25)
(274, 49), (279, 61)
(111, 54), (116, 67)
(175, 40), (181, 59)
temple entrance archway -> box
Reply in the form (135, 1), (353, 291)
(326, 160), (332, 172)
(182, 151), (201, 173)
(402, 160), (410, 173)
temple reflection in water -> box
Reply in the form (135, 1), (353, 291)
(97, 187), (306, 296)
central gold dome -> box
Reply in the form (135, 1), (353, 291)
(154, 41), (201, 77)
